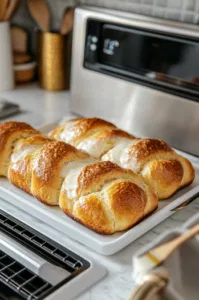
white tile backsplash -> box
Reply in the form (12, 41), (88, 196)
(79, 0), (199, 23)
(11, 0), (199, 55)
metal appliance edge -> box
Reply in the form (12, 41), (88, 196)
(71, 6), (199, 157)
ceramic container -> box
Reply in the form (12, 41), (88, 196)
(0, 22), (14, 91)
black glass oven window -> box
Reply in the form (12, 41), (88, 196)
(99, 24), (199, 87)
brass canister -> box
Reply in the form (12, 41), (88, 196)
(38, 32), (69, 91)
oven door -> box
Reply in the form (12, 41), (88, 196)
(84, 20), (199, 100)
(71, 7), (199, 157)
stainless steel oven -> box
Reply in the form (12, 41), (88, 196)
(71, 6), (199, 157)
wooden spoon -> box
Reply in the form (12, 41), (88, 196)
(0, 0), (9, 21)
(27, 0), (50, 32)
(60, 7), (74, 35)
(3, 0), (20, 21)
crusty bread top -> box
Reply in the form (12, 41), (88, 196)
(64, 117), (115, 136)
(17, 134), (52, 146)
(62, 159), (151, 203)
(105, 180), (147, 221)
(0, 121), (40, 152)
(144, 159), (184, 182)
(76, 161), (133, 197)
(121, 138), (175, 171)
(126, 139), (173, 159)
(11, 135), (53, 163)
(50, 118), (116, 146)
(0, 121), (36, 132)
(81, 128), (135, 140)
(33, 140), (89, 184)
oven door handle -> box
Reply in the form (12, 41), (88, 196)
(0, 232), (70, 285)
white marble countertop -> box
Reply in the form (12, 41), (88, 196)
(0, 82), (73, 128)
(1, 83), (199, 300)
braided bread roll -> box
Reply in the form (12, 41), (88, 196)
(49, 118), (195, 199)
(59, 160), (157, 234)
(0, 122), (39, 177)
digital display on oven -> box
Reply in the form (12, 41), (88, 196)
(99, 24), (199, 87)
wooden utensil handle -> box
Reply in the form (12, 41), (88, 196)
(4, 0), (20, 21)
(153, 224), (199, 261)
(60, 7), (74, 35)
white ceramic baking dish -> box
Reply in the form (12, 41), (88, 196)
(0, 121), (199, 255)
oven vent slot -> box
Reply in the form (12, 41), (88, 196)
(0, 250), (52, 299)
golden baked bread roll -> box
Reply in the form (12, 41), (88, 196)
(59, 160), (157, 234)
(8, 135), (52, 194)
(0, 122), (39, 176)
(104, 138), (195, 199)
(50, 118), (195, 199)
